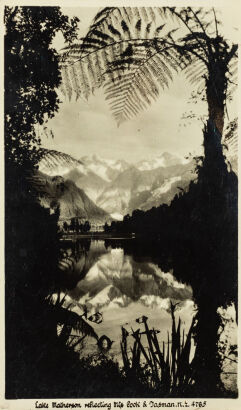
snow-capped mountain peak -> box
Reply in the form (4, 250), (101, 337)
(79, 155), (130, 183)
(136, 152), (189, 171)
(38, 148), (195, 220)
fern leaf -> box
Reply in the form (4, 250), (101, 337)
(121, 19), (129, 33)
(93, 7), (116, 24)
(146, 22), (152, 35)
(60, 6), (228, 125)
(69, 64), (82, 101)
(136, 19), (142, 32)
(108, 23), (121, 37)
(59, 306), (98, 340)
(61, 65), (72, 100)
(155, 23), (166, 34)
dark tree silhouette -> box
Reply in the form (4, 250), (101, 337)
(83, 220), (91, 233)
(63, 221), (69, 232)
(5, 6), (79, 169)
(4, 6), (80, 398)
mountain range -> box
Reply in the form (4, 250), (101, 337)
(29, 168), (110, 223)
(37, 149), (196, 221)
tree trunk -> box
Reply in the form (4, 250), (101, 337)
(203, 72), (227, 181)
(205, 64), (227, 137)
(193, 304), (223, 396)
(206, 90), (225, 136)
(202, 119), (227, 178)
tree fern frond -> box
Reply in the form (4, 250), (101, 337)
(59, 6), (236, 126)
(91, 29), (113, 42)
(93, 7), (116, 24)
(121, 19), (129, 34)
(103, 44), (176, 124)
(61, 42), (83, 59)
(69, 64), (82, 101)
(187, 67), (206, 82)
(123, 7), (133, 24)
(155, 23), (166, 34)
(185, 61), (206, 83)
(60, 7), (178, 109)
(81, 61), (92, 99)
(61, 65), (72, 100)
(107, 23), (121, 37)
(82, 37), (108, 48)
(136, 19), (142, 32)
(141, 7), (149, 22)
(132, 7), (142, 22)
(58, 306), (98, 340)
(121, 43), (133, 58)
(146, 22), (152, 33)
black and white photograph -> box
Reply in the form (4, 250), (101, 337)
(2, 0), (240, 405)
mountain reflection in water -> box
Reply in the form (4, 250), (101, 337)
(56, 238), (237, 394)
(59, 239), (194, 355)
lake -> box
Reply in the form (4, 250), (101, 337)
(55, 238), (237, 393)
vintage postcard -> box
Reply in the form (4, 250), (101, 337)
(1, 0), (240, 409)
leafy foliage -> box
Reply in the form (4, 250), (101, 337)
(121, 307), (197, 395)
(38, 148), (83, 173)
(46, 293), (98, 342)
(60, 7), (237, 129)
(4, 6), (79, 167)
(4, 7), (80, 398)
(223, 117), (238, 160)
(60, 7), (181, 124)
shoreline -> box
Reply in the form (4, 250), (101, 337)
(60, 233), (135, 242)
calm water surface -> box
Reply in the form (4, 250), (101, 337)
(56, 238), (237, 392)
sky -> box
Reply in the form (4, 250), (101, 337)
(40, 6), (239, 163)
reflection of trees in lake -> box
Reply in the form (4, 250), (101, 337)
(59, 239), (109, 292)
(5, 4), (237, 398)
(105, 150), (237, 397)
